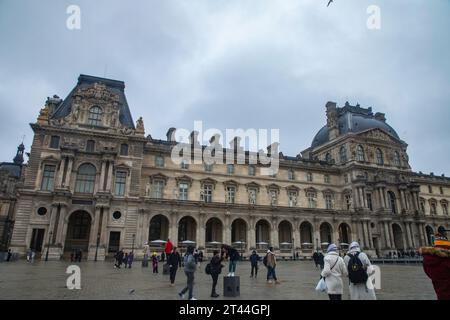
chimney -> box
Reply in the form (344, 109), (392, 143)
(166, 127), (176, 141)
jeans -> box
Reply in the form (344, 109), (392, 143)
(266, 266), (277, 281)
(228, 260), (237, 273)
(181, 271), (195, 299)
(211, 273), (219, 294)
(170, 267), (178, 284)
(251, 264), (258, 277)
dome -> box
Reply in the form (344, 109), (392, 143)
(311, 109), (400, 149)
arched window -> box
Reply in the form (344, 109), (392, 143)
(75, 163), (96, 193)
(86, 140), (95, 152)
(88, 106), (103, 126)
(376, 148), (384, 165)
(120, 144), (129, 156)
(356, 145), (365, 162)
(339, 146), (347, 163)
(394, 151), (401, 167)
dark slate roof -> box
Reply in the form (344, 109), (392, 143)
(311, 104), (400, 148)
(51, 74), (135, 129)
(0, 162), (22, 178)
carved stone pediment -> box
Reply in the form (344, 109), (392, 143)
(74, 83), (120, 104)
(360, 128), (399, 144)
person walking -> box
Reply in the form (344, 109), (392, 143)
(142, 242), (150, 267)
(313, 251), (319, 269)
(77, 249), (82, 262)
(127, 252), (134, 268)
(249, 250), (259, 278)
(321, 244), (347, 300)
(318, 251), (325, 270)
(6, 249), (12, 262)
(178, 246), (197, 300)
(114, 249), (124, 268)
(419, 231), (450, 300)
(123, 252), (129, 267)
(344, 242), (376, 300)
(152, 252), (159, 273)
(221, 244), (240, 276)
(168, 247), (182, 286)
(210, 250), (223, 298)
(266, 247), (280, 284)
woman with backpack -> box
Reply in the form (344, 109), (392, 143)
(321, 243), (347, 300)
(209, 250), (223, 298)
(344, 242), (376, 300)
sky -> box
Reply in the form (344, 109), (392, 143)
(0, 0), (449, 174)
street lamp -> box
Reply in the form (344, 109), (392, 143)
(132, 234), (135, 254)
(94, 233), (100, 262)
(45, 231), (53, 261)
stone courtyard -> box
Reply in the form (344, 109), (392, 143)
(0, 259), (436, 300)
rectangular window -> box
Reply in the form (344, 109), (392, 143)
(227, 164), (235, 175)
(201, 184), (213, 203)
(288, 170), (295, 181)
(366, 193), (373, 211)
(50, 136), (60, 149)
(325, 194), (333, 209)
(306, 172), (313, 182)
(226, 186), (236, 204)
(179, 183), (188, 201)
(114, 171), (127, 196)
(443, 203), (448, 215)
(324, 175), (330, 183)
(41, 165), (56, 191)
(428, 185), (432, 194)
(248, 165), (256, 176)
(152, 180), (164, 199)
(86, 140), (95, 152)
(288, 191), (297, 207)
(155, 156), (164, 168)
(307, 192), (316, 208)
(440, 187), (444, 195)
(120, 144), (129, 156)
(431, 203), (437, 215)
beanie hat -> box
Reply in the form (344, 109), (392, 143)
(327, 243), (338, 253)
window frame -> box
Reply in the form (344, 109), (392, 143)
(41, 164), (56, 191)
(87, 106), (103, 126)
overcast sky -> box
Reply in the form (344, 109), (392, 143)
(0, 0), (449, 174)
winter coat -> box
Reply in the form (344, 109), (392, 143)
(210, 255), (223, 275)
(184, 253), (197, 273)
(168, 252), (182, 269)
(321, 251), (347, 295)
(250, 253), (259, 266)
(227, 248), (240, 261)
(343, 250), (376, 300)
(266, 251), (277, 268)
(420, 246), (450, 300)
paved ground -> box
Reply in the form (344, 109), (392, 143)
(0, 259), (436, 300)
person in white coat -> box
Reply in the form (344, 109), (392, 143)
(321, 243), (347, 300)
(343, 242), (377, 300)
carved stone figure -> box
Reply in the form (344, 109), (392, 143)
(136, 117), (145, 134)
(145, 182), (151, 197)
(249, 189), (256, 205)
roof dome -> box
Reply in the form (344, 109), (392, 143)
(311, 103), (400, 148)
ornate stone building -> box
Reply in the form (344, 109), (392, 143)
(0, 143), (25, 251)
(8, 75), (450, 260)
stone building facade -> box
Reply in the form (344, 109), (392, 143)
(8, 75), (450, 260)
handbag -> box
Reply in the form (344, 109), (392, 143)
(315, 277), (327, 292)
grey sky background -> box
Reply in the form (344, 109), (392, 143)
(0, 0), (449, 174)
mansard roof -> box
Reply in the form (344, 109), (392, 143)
(51, 74), (135, 129)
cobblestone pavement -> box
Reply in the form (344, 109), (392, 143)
(0, 260), (436, 300)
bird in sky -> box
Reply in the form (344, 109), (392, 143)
(327, 0), (333, 7)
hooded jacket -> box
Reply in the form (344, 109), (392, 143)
(420, 246), (450, 300)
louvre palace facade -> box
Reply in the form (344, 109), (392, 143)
(6, 74), (450, 260)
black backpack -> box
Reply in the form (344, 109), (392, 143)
(347, 252), (368, 284)
(205, 263), (212, 275)
(263, 254), (268, 267)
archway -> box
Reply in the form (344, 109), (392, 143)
(338, 223), (351, 244)
(278, 220), (292, 247)
(255, 219), (271, 248)
(149, 214), (170, 241)
(425, 225), (434, 246)
(231, 218), (247, 244)
(64, 211), (92, 254)
(178, 216), (197, 245)
(300, 221), (313, 245)
(320, 222), (333, 246)
(206, 218), (223, 243)
(392, 224), (404, 250)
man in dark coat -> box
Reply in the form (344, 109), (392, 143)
(221, 244), (240, 276)
(312, 251), (319, 268)
(115, 249), (124, 268)
(420, 232), (450, 300)
(318, 251), (325, 270)
(168, 247), (182, 286)
(249, 250), (260, 278)
(210, 250), (223, 297)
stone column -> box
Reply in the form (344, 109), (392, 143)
(389, 222), (395, 248)
(55, 158), (65, 188)
(55, 205), (67, 245)
(384, 222), (392, 249)
(223, 226), (231, 246)
(99, 161), (106, 191)
(417, 223), (425, 246)
(197, 214), (206, 250)
(362, 221), (369, 248)
(367, 221), (374, 249)
(64, 157), (73, 188)
(399, 189), (406, 212)
(89, 207), (102, 246)
(100, 207), (109, 246)
(105, 161), (114, 191)
(382, 188), (388, 209)
(404, 222), (412, 249)
(293, 228), (301, 251)
(357, 222), (365, 248)
(271, 224), (279, 248)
